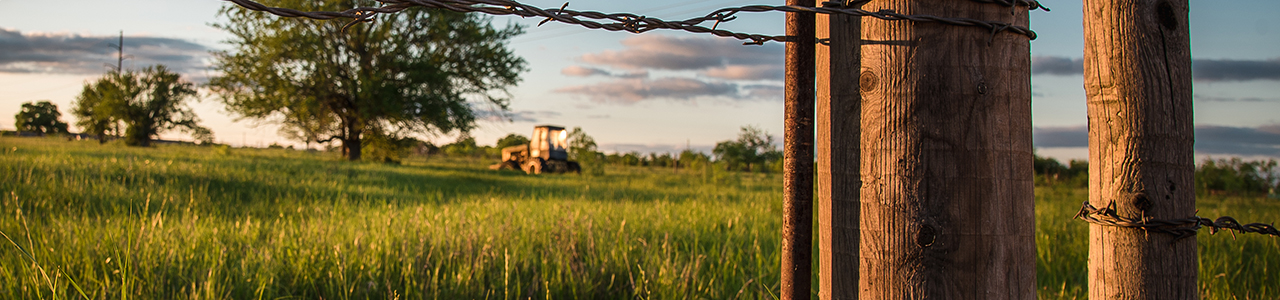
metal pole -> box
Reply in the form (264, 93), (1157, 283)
(781, 0), (815, 297)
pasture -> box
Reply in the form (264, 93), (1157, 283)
(1, 137), (1276, 299)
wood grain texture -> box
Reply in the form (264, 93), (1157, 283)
(858, 0), (1035, 298)
(781, 0), (815, 298)
(817, 8), (861, 300)
(1083, 0), (1197, 299)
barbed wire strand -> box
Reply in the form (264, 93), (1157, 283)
(223, 0), (1038, 45)
(1074, 201), (1280, 241)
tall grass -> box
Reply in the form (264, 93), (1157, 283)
(1, 137), (1277, 299)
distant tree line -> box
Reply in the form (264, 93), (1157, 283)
(1196, 158), (1278, 196)
(1033, 153), (1279, 196)
(1033, 154), (1088, 187)
(419, 125), (782, 175)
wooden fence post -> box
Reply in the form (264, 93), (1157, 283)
(1083, 0), (1196, 298)
(781, 0), (815, 297)
(816, 4), (860, 300)
(858, 0), (1035, 298)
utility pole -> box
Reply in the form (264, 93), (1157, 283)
(106, 31), (126, 73)
(780, 0), (815, 297)
(859, 0), (1034, 298)
(816, 1), (860, 298)
(1083, 0), (1196, 298)
(117, 31), (124, 72)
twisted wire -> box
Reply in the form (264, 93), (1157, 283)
(968, 0), (1049, 11)
(224, 0), (1038, 45)
(1074, 201), (1280, 241)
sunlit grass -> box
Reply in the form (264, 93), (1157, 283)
(1, 136), (1276, 299)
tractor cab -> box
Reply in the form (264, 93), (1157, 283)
(529, 125), (569, 161)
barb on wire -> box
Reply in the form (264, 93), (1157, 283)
(223, 0), (1038, 45)
(1074, 201), (1280, 241)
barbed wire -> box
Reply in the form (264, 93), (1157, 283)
(970, 0), (1049, 12)
(1074, 201), (1280, 241)
(224, 0), (1038, 45)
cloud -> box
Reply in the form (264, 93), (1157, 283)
(560, 65), (648, 78)
(561, 65), (609, 77)
(1035, 124), (1280, 157)
(475, 109), (561, 123)
(701, 65), (783, 80)
(1032, 55), (1280, 81)
(1032, 56), (1084, 76)
(1195, 125), (1280, 157)
(578, 35), (782, 71)
(0, 28), (210, 76)
(554, 77), (739, 104)
(560, 35), (786, 104)
(1193, 58), (1280, 81)
(742, 84), (784, 100)
(1034, 125), (1088, 147)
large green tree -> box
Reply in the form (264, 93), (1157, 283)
(14, 101), (70, 135)
(209, 0), (527, 160)
(72, 66), (211, 146)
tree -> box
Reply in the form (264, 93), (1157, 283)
(441, 135), (480, 157)
(495, 133), (529, 149)
(567, 127), (603, 176)
(712, 125), (778, 172)
(14, 101), (69, 135)
(678, 149), (711, 171)
(209, 0), (527, 161)
(72, 80), (123, 143)
(72, 66), (211, 146)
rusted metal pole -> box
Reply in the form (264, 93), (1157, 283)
(781, 0), (815, 297)
(1083, 0), (1196, 298)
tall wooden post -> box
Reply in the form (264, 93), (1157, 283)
(859, 0), (1035, 298)
(816, 4), (860, 300)
(780, 0), (815, 297)
(1083, 0), (1196, 299)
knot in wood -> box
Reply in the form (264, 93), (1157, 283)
(1156, 1), (1178, 30)
(859, 71), (876, 92)
(916, 223), (937, 248)
(1131, 193), (1152, 212)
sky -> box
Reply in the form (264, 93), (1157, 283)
(2, 0), (1278, 161)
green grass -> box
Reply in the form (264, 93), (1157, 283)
(1, 137), (1277, 299)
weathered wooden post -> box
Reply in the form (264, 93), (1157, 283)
(780, 0), (815, 297)
(1082, 0), (1196, 298)
(816, 3), (860, 299)
(858, 0), (1035, 298)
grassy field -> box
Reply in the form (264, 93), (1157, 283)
(1, 137), (1277, 299)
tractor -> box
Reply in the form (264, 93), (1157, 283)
(491, 125), (581, 174)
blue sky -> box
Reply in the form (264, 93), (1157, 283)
(2, 0), (1278, 161)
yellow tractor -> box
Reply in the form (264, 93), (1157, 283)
(491, 125), (581, 174)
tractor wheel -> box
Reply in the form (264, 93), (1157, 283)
(546, 160), (568, 173)
(523, 158), (545, 174)
(500, 160), (521, 170)
(567, 161), (581, 174)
